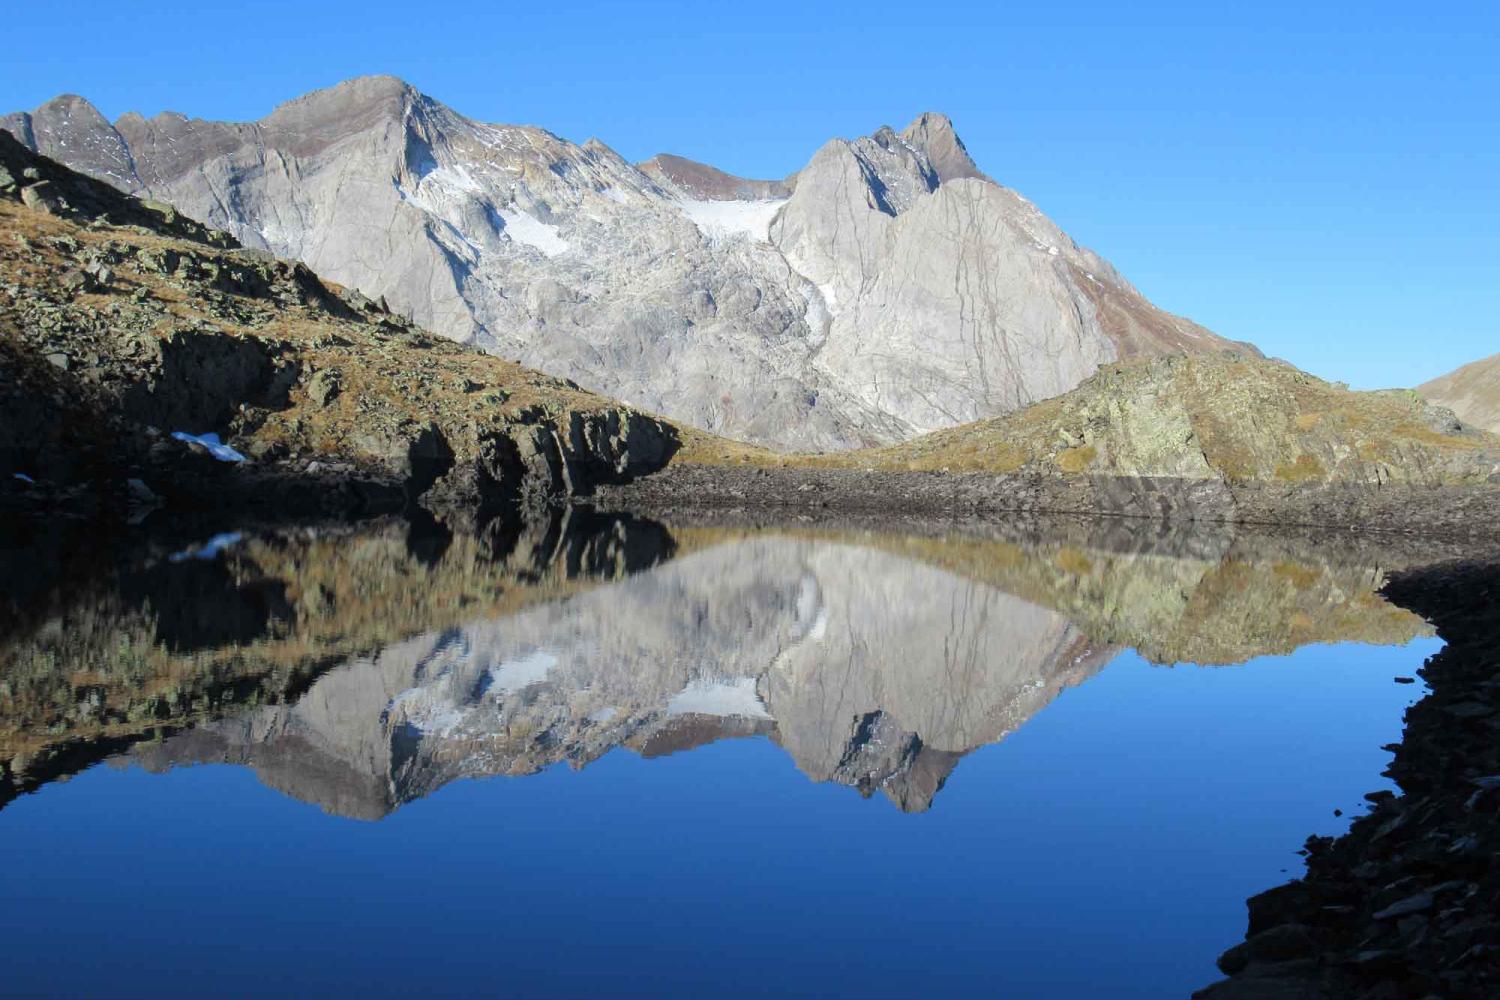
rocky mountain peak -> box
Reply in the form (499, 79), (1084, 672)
(900, 110), (984, 183)
(2, 93), (140, 192)
(637, 152), (793, 201)
(273, 73), (417, 116)
(262, 73), (426, 144)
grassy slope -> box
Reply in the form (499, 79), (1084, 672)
(676, 353), (1500, 486)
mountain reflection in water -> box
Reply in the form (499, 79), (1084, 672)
(0, 510), (1433, 819)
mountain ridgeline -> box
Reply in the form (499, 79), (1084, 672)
(1420, 352), (1500, 434)
(2, 76), (1249, 450)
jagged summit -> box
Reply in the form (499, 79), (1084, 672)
(5, 77), (1252, 450)
(900, 110), (985, 183)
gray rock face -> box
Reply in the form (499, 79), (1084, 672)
(130, 535), (1113, 817)
(5, 77), (1246, 449)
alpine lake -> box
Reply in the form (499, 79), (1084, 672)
(0, 508), (1452, 998)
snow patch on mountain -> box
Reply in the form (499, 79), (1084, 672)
(496, 208), (569, 257)
(678, 198), (786, 243)
(667, 677), (773, 720)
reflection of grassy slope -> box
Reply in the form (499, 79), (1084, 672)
(674, 353), (1500, 486)
(0, 518), (631, 794)
(669, 524), (1427, 666)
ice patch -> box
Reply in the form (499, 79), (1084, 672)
(667, 677), (772, 720)
(486, 650), (559, 695)
(415, 164), (483, 199)
(816, 282), (839, 318)
(679, 198), (787, 243)
(12, 472), (34, 483)
(497, 209), (569, 257)
(172, 431), (245, 463)
(169, 532), (244, 563)
(387, 686), (465, 737)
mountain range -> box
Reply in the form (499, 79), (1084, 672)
(2, 76), (1249, 450)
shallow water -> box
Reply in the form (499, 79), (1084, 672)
(0, 512), (1436, 997)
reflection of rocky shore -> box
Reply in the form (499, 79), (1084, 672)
(1198, 561), (1500, 999)
(0, 509), (671, 808)
(132, 537), (1112, 817)
(0, 511), (1459, 818)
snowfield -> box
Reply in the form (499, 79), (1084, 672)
(497, 208), (570, 257)
(677, 198), (787, 243)
(666, 677), (773, 720)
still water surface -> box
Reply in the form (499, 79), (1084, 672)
(0, 513), (1433, 997)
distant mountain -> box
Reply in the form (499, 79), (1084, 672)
(1419, 353), (1500, 433)
(3, 76), (1250, 450)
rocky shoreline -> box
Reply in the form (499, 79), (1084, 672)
(1197, 560), (1500, 998)
(595, 464), (1500, 540)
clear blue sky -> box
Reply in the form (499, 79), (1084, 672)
(5, 1), (1496, 387)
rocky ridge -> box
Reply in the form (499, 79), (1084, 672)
(1420, 352), (1500, 435)
(0, 131), (677, 516)
(608, 352), (1500, 535)
(3, 76), (1249, 450)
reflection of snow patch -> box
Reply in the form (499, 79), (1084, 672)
(794, 576), (829, 642)
(172, 431), (245, 463)
(679, 199), (786, 243)
(486, 650), (559, 695)
(387, 686), (465, 737)
(667, 677), (772, 720)
(496, 209), (570, 257)
(168, 532), (244, 563)
(12, 472), (34, 483)
(588, 706), (619, 724)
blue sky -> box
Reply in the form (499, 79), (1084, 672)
(4, 1), (1496, 387)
